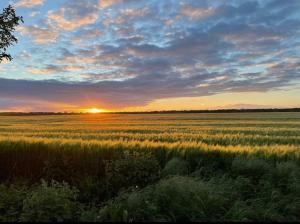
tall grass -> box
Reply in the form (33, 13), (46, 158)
(0, 136), (299, 182)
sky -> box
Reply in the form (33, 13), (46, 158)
(0, 0), (299, 112)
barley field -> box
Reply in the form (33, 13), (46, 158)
(1, 112), (300, 149)
(0, 113), (300, 222)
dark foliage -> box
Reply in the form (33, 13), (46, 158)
(0, 5), (23, 63)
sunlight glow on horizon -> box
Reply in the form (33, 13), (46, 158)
(84, 108), (107, 114)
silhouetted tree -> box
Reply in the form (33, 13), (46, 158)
(0, 5), (23, 63)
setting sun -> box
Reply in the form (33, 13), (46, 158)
(86, 108), (106, 114)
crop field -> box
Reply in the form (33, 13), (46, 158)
(0, 113), (300, 222)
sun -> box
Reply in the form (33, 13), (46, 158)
(86, 108), (106, 114)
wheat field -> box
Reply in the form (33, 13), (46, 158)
(0, 112), (300, 221)
(1, 113), (300, 147)
(1, 113), (300, 154)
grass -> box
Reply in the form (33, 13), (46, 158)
(0, 112), (299, 221)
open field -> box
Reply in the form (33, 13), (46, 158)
(0, 113), (300, 221)
(1, 112), (300, 146)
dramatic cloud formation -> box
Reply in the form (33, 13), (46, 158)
(1, 0), (300, 111)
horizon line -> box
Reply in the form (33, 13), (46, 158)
(1, 107), (300, 115)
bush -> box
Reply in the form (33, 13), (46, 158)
(162, 157), (189, 177)
(231, 157), (271, 180)
(20, 180), (81, 222)
(75, 176), (107, 203)
(99, 176), (227, 222)
(105, 151), (160, 195)
(225, 199), (284, 221)
(0, 184), (28, 222)
(79, 207), (101, 222)
(275, 161), (300, 194)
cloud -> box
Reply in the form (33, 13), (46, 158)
(18, 25), (59, 44)
(121, 7), (150, 17)
(15, 0), (44, 8)
(28, 11), (40, 17)
(98, 0), (122, 8)
(47, 0), (100, 31)
(181, 5), (215, 20)
(27, 64), (85, 75)
(1, 0), (300, 111)
(72, 28), (102, 44)
(0, 57), (299, 110)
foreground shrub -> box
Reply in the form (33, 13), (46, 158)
(0, 184), (28, 222)
(231, 157), (272, 180)
(105, 151), (161, 195)
(162, 157), (189, 177)
(99, 176), (227, 222)
(79, 207), (101, 222)
(275, 161), (300, 194)
(20, 180), (80, 222)
(75, 176), (108, 203)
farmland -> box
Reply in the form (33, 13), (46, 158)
(0, 113), (300, 221)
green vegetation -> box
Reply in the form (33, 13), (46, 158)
(0, 113), (299, 221)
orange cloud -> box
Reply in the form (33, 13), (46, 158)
(98, 0), (122, 8)
(27, 65), (85, 75)
(18, 25), (59, 44)
(181, 5), (215, 19)
(15, 0), (44, 8)
(48, 8), (99, 31)
(27, 67), (55, 75)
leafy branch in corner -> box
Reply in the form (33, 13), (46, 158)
(0, 5), (23, 63)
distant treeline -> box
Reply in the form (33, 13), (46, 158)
(0, 108), (300, 116)
(111, 108), (300, 114)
